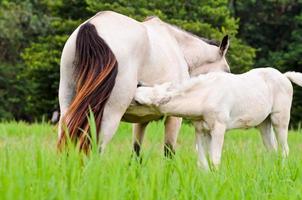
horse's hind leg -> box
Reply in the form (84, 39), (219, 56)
(99, 67), (138, 153)
(194, 122), (210, 170)
(100, 101), (135, 153)
(164, 116), (182, 158)
(209, 122), (226, 169)
(258, 117), (278, 152)
(271, 112), (290, 157)
(58, 33), (77, 139)
(58, 77), (75, 139)
(132, 122), (149, 157)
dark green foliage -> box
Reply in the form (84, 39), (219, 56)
(21, 17), (82, 119)
(0, 0), (53, 120)
(0, 63), (28, 119)
(21, 35), (67, 119)
(0, 0), (52, 62)
(0, 0), (82, 120)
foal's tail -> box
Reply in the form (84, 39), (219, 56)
(57, 22), (118, 152)
(285, 72), (302, 87)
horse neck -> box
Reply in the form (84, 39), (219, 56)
(156, 79), (203, 117)
(165, 24), (219, 71)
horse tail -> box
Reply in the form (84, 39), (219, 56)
(285, 72), (302, 87)
(57, 22), (118, 152)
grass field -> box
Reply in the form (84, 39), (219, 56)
(0, 121), (302, 200)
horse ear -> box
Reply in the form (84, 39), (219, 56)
(219, 35), (229, 56)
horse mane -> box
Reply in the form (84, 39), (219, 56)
(143, 16), (158, 21)
(200, 37), (219, 46)
(169, 24), (219, 47)
(143, 16), (219, 46)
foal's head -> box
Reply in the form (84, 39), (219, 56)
(189, 35), (230, 76)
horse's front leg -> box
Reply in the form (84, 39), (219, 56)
(164, 116), (182, 158)
(209, 122), (226, 169)
(195, 126), (210, 170)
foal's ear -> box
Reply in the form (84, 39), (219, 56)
(219, 35), (229, 56)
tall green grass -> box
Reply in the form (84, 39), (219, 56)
(0, 121), (301, 200)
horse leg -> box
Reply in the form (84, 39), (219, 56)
(209, 122), (226, 169)
(99, 66), (138, 153)
(270, 94), (291, 158)
(164, 116), (182, 158)
(195, 125), (210, 170)
(200, 130), (211, 155)
(258, 117), (278, 152)
(99, 100), (135, 153)
(271, 112), (290, 157)
(58, 35), (76, 139)
(58, 81), (75, 139)
(132, 122), (149, 157)
(99, 111), (124, 152)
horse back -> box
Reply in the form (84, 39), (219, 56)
(90, 11), (189, 84)
(89, 11), (150, 69)
(140, 18), (189, 84)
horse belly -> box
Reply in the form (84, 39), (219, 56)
(228, 95), (272, 129)
(229, 112), (269, 129)
(123, 103), (162, 123)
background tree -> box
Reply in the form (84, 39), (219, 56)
(0, 0), (52, 120)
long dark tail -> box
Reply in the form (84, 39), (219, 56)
(58, 22), (118, 152)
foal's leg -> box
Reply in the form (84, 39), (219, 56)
(201, 131), (211, 155)
(132, 122), (149, 156)
(194, 121), (211, 156)
(258, 118), (278, 152)
(271, 112), (290, 157)
(195, 126), (210, 170)
(275, 126), (289, 157)
(209, 122), (226, 168)
(164, 116), (182, 158)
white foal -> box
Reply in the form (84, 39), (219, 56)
(135, 68), (302, 169)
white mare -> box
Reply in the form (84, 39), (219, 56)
(58, 11), (230, 154)
(135, 68), (302, 169)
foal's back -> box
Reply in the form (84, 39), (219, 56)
(240, 67), (294, 110)
(213, 67), (294, 114)
(180, 68), (294, 128)
(245, 68), (293, 95)
(205, 67), (293, 98)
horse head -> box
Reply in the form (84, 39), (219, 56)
(188, 35), (230, 76)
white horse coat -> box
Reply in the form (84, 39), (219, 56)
(135, 68), (302, 169)
(58, 11), (230, 153)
